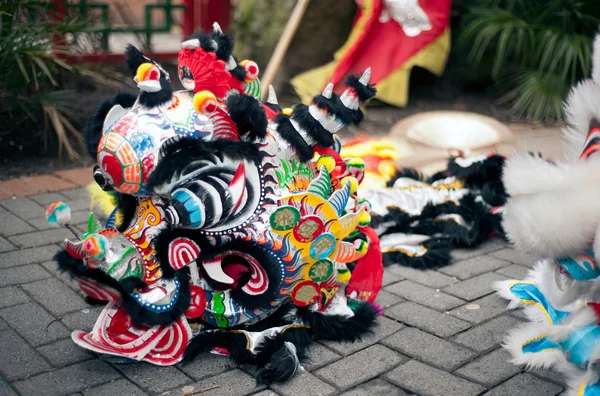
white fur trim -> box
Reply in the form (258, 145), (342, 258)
(593, 32), (600, 84)
(502, 188), (600, 259)
(563, 80), (600, 163)
(503, 322), (565, 370)
(548, 306), (598, 342)
(503, 153), (600, 196)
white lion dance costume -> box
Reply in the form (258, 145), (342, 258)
(497, 32), (600, 395)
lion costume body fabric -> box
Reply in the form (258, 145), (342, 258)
(496, 33), (600, 396)
(48, 23), (384, 384)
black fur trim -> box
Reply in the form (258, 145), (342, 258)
(230, 64), (247, 82)
(211, 31), (234, 61)
(257, 341), (301, 385)
(345, 74), (377, 102)
(274, 114), (314, 162)
(264, 102), (282, 113)
(146, 138), (262, 192)
(184, 31), (219, 53)
(53, 250), (190, 326)
(386, 167), (424, 187)
(312, 95), (353, 125)
(139, 78), (173, 108)
(226, 94), (268, 139)
(291, 104), (334, 147)
(182, 326), (311, 385)
(298, 302), (378, 342)
(116, 193), (138, 233)
(382, 238), (452, 269)
(448, 155), (506, 196)
(84, 93), (137, 159)
(125, 45), (147, 76)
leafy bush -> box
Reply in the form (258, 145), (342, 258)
(458, 0), (600, 121)
(0, 0), (120, 160)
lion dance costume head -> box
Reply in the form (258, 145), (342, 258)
(47, 23), (383, 384)
(496, 31), (600, 395)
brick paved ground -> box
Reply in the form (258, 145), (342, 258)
(0, 189), (565, 396)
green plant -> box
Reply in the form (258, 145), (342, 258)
(0, 0), (122, 160)
(458, 0), (600, 121)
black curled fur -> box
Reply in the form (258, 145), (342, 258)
(274, 114), (314, 162)
(297, 302), (378, 342)
(382, 238), (452, 269)
(84, 93), (137, 159)
(211, 31), (234, 61)
(226, 94), (268, 139)
(291, 104), (335, 147)
(139, 79), (173, 108)
(448, 155), (506, 196)
(345, 74), (377, 102)
(146, 138), (262, 191)
(264, 102), (282, 113)
(54, 250), (190, 326)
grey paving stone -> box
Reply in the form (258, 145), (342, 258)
(9, 228), (74, 249)
(0, 286), (30, 308)
(314, 344), (405, 391)
(375, 290), (405, 310)
(451, 238), (506, 261)
(496, 264), (531, 279)
(0, 302), (69, 346)
(12, 359), (121, 396)
(0, 329), (52, 381)
(164, 369), (262, 396)
(41, 261), (81, 291)
(0, 197), (45, 220)
(0, 237), (15, 253)
(177, 352), (237, 381)
(382, 327), (476, 371)
(117, 363), (192, 394)
(443, 272), (509, 301)
(27, 211), (92, 231)
(385, 301), (471, 338)
(271, 371), (336, 396)
(0, 211), (35, 236)
(449, 294), (509, 324)
(0, 245), (60, 269)
(382, 270), (404, 287)
(82, 378), (149, 396)
(303, 343), (341, 371)
(490, 248), (541, 267)
(29, 192), (69, 206)
(322, 316), (404, 356)
(0, 318), (7, 331)
(0, 381), (18, 396)
(0, 263), (52, 287)
(386, 264), (458, 288)
(440, 255), (510, 280)
(61, 188), (90, 200)
(61, 306), (105, 332)
(453, 314), (521, 353)
(37, 338), (92, 367)
(340, 378), (407, 396)
(485, 373), (563, 396)
(385, 280), (465, 311)
(384, 360), (486, 396)
(22, 278), (88, 316)
(530, 369), (567, 386)
(455, 348), (521, 388)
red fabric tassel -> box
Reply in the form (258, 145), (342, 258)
(346, 226), (384, 302)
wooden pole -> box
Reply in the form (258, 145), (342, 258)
(260, 0), (311, 100)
